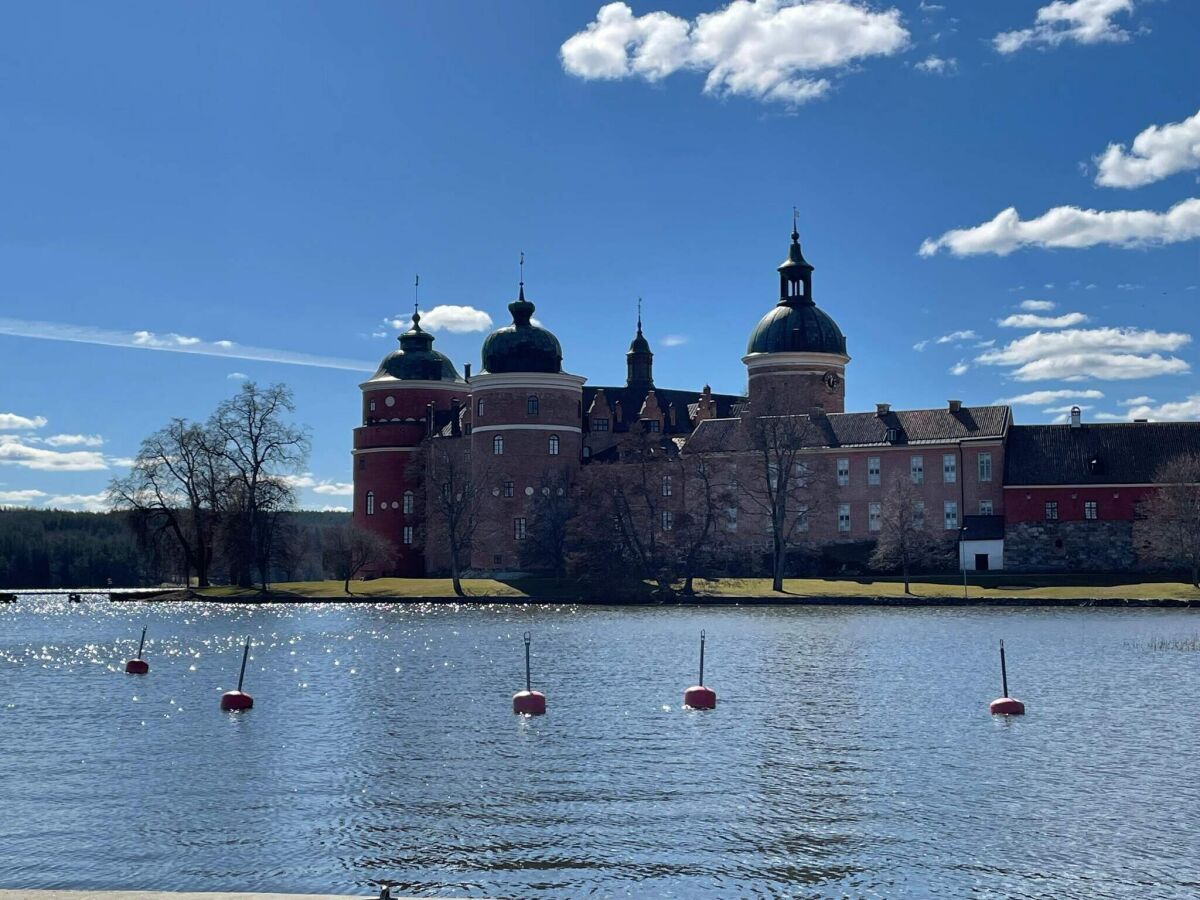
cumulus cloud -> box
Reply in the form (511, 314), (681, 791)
(0, 318), (374, 372)
(0, 437), (109, 471)
(997, 389), (1105, 405)
(914, 54), (956, 74)
(561, 0), (910, 106)
(1118, 395), (1154, 406)
(1097, 395), (1200, 422)
(0, 413), (48, 430)
(919, 198), (1200, 257)
(998, 312), (1090, 328)
(994, 0), (1135, 54)
(1020, 299), (1056, 311)
(44, 492), (110, 512)
(949, 359), (969, 376)
(912, 340), (929, 352)
(43, 434), (104, 448)
(1095, 108), (1200, 188)
(1043, 404), (1094, 414)
(319, 505), (351, 513)
(0, 488), (48, 504)
(227, 372), (249, 381)
(976, 327), (1191, 381)
(312, 482), (354, 496)
(661, 334), (689, 347)
(389, 305), (493, 334)
(936, 329), (977, 343)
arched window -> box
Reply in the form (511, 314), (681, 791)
(402, 490), (414, 514)
(548, 434), (560, 456)
(493, 434), (504, 455)
(368, 398), (376, 412)
(366, 491), (375, 516)
(527, 395), (539, 416)
(477, 398), (484, 418)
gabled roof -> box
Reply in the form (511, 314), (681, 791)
(685, 404), (1010, 454)
(1004, 422), (1200, 485)
(584, 385), (744, 435)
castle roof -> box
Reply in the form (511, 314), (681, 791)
(1004, 422), (1200, 485)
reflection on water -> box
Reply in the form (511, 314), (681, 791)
(1, 595), (1199, 898)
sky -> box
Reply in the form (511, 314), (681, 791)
(1, 0), (1198, 512)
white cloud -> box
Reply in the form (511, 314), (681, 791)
(914, 54), (956, 74)
(998, 312), (1090, 328)
(1118, 395), (1154, 406)
(976, 327), (1191, 381)
(912, 340), (929, 352)
(281, 473), (317, 489)
(1043, 404), (1095, 414)
(919, 198), (1200, 257)
(1095, 107), (1200, 188)
(318, 505), (351, 513)
(42, 434), (104, 448)
(0, 413), (48, 430)
(44, 492), (110, 512)
(1020, 299), (1056, 311)
(227, 372), (249, 381)
(661, 334), (689, 347)
(1116, 282), (1143, 291)
(0, 318), (375, 372)
(391, 305), (493, 334)
(994, 0), (1135, 54)
(936, 329), (977, 343)
(949, 359), (969, 376)
(561, 0), (910, 107)
(0, 438), (109, 471)
(0, 488), (48, 504)
(1098, 395), (1200, 422)
(313, 482), (354, 497)
(997, 389), (1105, 405)
(975, 339), (996, 348)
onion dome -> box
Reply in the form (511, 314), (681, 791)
(480, 284), (563, 374)
(746, 225), (847, 356)
(626, 301), (654, 387)
(374, 310), (462, 381)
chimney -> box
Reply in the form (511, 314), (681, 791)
(948, 399), (962, 413)
(810, 404), (826, 420)
(1069, 405), (1082, 428)
(464, 362), (471, 381)
(876, 402), (891, 417)
(450, 397), (462, 437)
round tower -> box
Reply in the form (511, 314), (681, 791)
(352, 307), (465, 576)
(470, 277), (585, 571)
(743, 222), (850, 415)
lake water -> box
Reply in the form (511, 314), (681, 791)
(1, 595), (1198, 898)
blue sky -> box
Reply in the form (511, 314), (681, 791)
(1, 0), (1197, 511)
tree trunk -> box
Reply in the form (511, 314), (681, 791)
(344, 576), (352, 595)
(772, 532), (785, 592)
(683, 574), (695, 596)
(450, 552), (465, 597)
(903, 560), (911, 595)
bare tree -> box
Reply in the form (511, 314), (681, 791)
(208, 383), (309, 588)
(1138, 452), (1200, 587)
(869, 472), (946, 594)
(323, 524), (395, 594)
(675, 451), (733, 595)
(518, 473), (573, 578)
(108, 418), (223, 587)
(413, 437), (484, 598)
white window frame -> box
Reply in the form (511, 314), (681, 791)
(493, 435), (504, 455)
(365, 491), (375, 516)
(944, 500), (958, 530)
(867, 457), (881, 486)
(868, 501), (881, 531)
(979, 499), (993, 516)
(1084, 500), (1098, 520)
(911, 455), (924, 485)
(912, 500), (925, 529)
(725, 507), (738, 532)
(796, 505), (810, 533)
(838, 503), (851, 533)
(943, 453), (957, 484)
(978, 451), (992, 482)
(661, 510), (673, 531)
(548, 434), (560, 456)
(836, 458), (850, 487)
(514, 517), (527, 540)
(402, 490), (414, 514)
(402, 525), (414, 545)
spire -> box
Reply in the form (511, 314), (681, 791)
(518, 251), (525, 302)
(411, 274), (422, 331)
(778, 212), (814, 306)
(637, 296), (643, 336)
(792, 205), (799, 242)
(627, 296), (653, 387)
(508, 251), (535, 326)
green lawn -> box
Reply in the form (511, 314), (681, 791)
(194, 575), (1200, 602)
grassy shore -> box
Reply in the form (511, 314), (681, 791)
(192, 574), (1200, 603)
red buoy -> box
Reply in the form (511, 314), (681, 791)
(125, 627), (149, 675)
(513, 631), (545, 715)
(989, 639), (1025, 716)
(220, 639), (254, 712)
(683, 630), (717, 710)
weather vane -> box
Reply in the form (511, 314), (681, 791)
(519, 251), (525, 288)
(414, 274), (421, 316)
(792, 205), (799, 233)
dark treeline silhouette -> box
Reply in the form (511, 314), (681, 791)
(0, 507), (350, 589)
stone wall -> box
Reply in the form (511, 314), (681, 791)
(1004, 520), (1137, 572)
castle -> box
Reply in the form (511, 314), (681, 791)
(352, 224), (1198, 577)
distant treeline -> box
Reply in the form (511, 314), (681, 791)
(0, 507), (349, 589)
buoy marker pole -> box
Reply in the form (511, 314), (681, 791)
(999, 639), (1009, 699)
(525, 631), (532, 693)
(220, 638), (254, 710)
(237, 639), (250, 692)
(125, 626), (150, 674)
(989, 638), (1025, 715)
(136, 627), (146, 660)
(512, 630), (546, 715)
(698, 629), (705, 686)
(684, 629), (717, 710)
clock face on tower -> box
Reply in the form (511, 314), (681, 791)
(823, 371), (841, 392)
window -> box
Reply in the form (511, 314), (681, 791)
(911, 455), (924, 484)
(838, 503), (851, 532)
(837, 458), (850, 486)
(527, 395), (539, 416)
(647, 420), (660, 432)
(794, 460), (811, 487)
(796, 506), (810, 533)
(662, 475), (672, 497)
(592, 417), (609, 432)
(357, 456), (366, 471)
(493, 554), (503, 566)
(944, 501), (958, 530)
(867, 456), (881, 486)
(1045, 501), (1059, 521)
(493, 435), (504, 455)
(912, 501), (925, 529)
(365, 491), (375, 516)
(402, 490), (414, 514)
(725, 507), (738, 532)
(476, 398), (484, 418)
(768, 462), (779, 490)
(583, 446), (591, 459)
(503, 481), (514, 498)
(402, 526), (413, 545)
(869, 501), (882, 531)
(1084, 500), (1098, 520)
(368, 398), (376, 412)
(979, 499), (993, 516)
(978, 452), (992, 482)
(549, 434), (560, 456)
(943, 453), (957, 483)
(661, 510), (673, 531)
(514, 518), (527, 540)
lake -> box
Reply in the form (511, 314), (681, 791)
(1, 595), (1198, 898)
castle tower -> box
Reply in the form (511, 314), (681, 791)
(742, 220), (849, 415)
(626, 303), (654, 390)
(469, 275), (586, 570)
(352, 306), (465, 576)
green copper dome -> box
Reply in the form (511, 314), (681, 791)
(481, 288), (563, 374)
(374, 312), (462, 381)
(746, 227), (847, 356)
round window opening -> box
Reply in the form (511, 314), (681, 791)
(384, 395), (396, 407)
